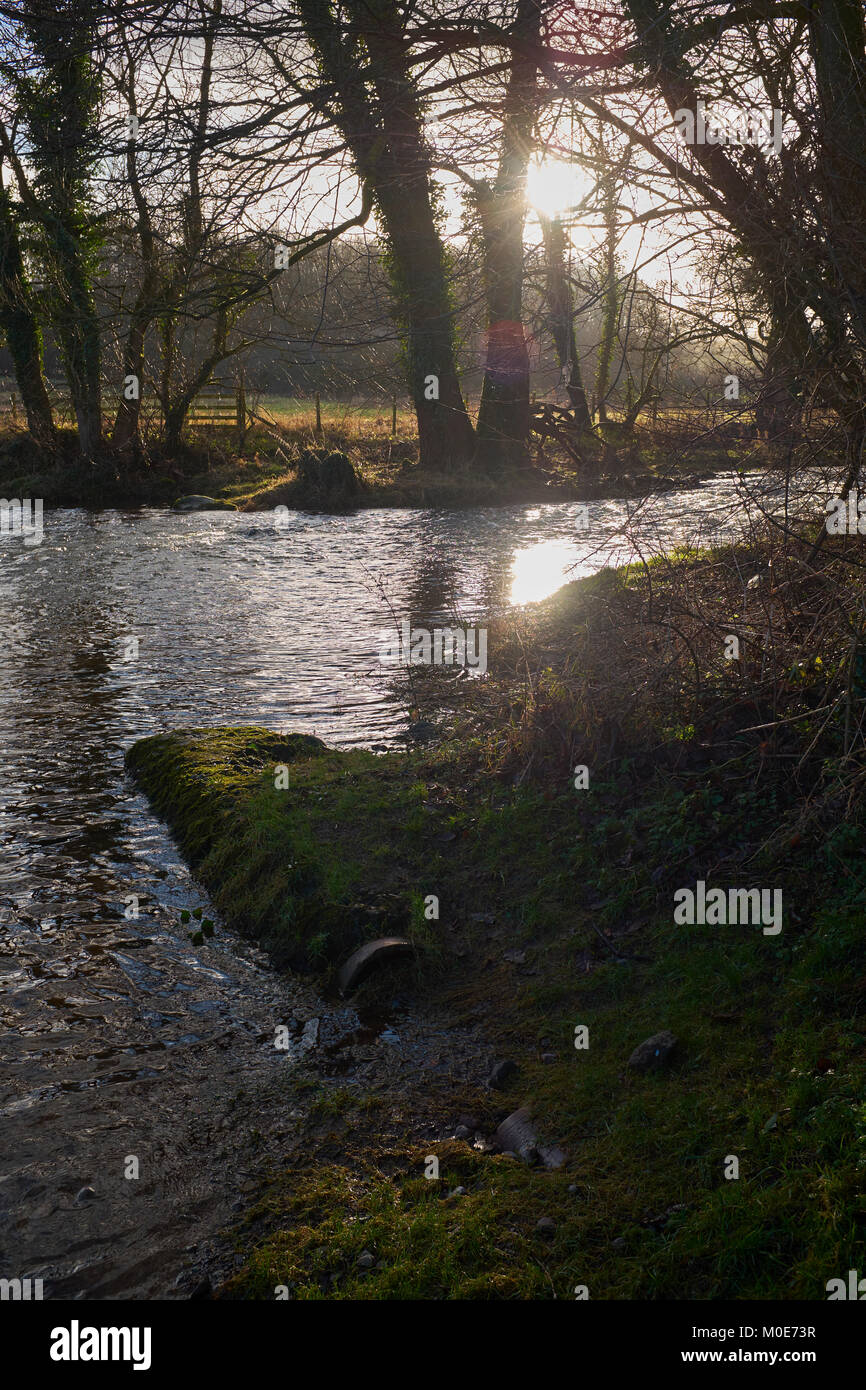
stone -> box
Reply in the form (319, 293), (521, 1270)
(538, 1145), (567, 1171)
(297, 449), (363, 504)
(627, 1030), (678, 1072)
(171, 495), (238, 512)
(454, 1124), (472, 1141)
(540, 1052), (558, 1063)
(76, 1187), (97, 1203)
(337, 938), (412, 996)
(356, 1250), (375, 1271)
(535, 1217), (556, 1239)
(496, 1107), (537, 1162)
(487, 1059), (517, 1089)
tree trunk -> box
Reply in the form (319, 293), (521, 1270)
(163, 308), (229, 453)
(807, 0), (866, 350)
(299, 0), (475, 470)
(16, 0), (103, 458)
(0, 187), (55, 443)
(475, 0), (541, 464)
(539, 212), (593, 431)
(594, 176), (619, 424)
(755, 307), (802, 446)
(112, 71), (159, 455)
(56, 249), (102, 457)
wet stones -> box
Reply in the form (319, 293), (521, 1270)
(171, 495), (238, 511)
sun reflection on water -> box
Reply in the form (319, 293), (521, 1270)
(509, 539), (593, 605)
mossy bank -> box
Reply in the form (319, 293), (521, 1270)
(126, 559), (866, 1300)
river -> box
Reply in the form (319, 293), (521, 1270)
(0, 470), (827, 1297)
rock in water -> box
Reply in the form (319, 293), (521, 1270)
(627, 1030), (678, 1072)
(296, 449), (363, 505)
(172, 495), (238, 512)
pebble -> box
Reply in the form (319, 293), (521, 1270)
(75, 1187), (97, 1204)
(454, 1124), (472, 1141)
(535, 1217), (556, 1239)
(356, 1250), (376, 1271)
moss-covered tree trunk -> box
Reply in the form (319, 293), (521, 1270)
(299, 0), (475, 471)
(15, 0), (104, 458)
(0, 185), (54, 443)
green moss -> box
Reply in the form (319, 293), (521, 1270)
(202, 752), (866, 1299)
(126, 727), (435, 971)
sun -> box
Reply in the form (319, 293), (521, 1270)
(526, 158), (588, 220)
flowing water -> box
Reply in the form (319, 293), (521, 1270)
(0, 472), (827, 1297)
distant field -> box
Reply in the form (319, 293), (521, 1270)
(0, 382), (839, 438)
(252, 395), (414, 432)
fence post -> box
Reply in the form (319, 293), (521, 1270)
(314, 391), (323, 442)
(391, 395), (397, 436)
(236, 372), (247, 453)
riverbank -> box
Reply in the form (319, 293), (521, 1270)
(126, 536), (866, 1299)
(0, 413), (769, 513)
